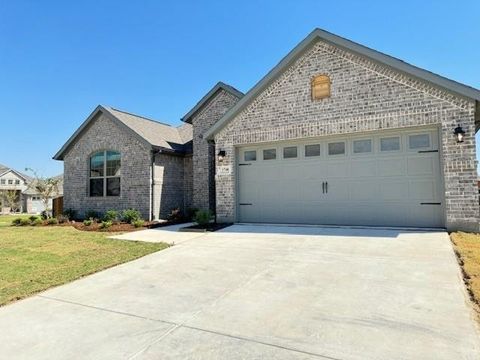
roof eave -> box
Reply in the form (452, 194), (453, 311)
(181, 82), (244, 123)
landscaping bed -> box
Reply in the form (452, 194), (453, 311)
(451, 232), (480, 313)
(179, 222), (232, 232)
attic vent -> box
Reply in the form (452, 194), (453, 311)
(311, 74), (331, 100)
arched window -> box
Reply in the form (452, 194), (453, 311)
(311, 74), (331, 100)
(89, 150), (121, 197)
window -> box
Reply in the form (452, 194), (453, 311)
(380, 137), (400, 152)
(353, 139), (372, 154)
(305, 144), (320, 157)
(89, 150), (121, 197)
(409, 134), (430, 149)
(0, 179), (5, 185)
(328, 142), (345, 155)
(263, 149), (276, 160)
(244, 150), (256, 162)
(283, 146), (297, 159)
(8, 180), (13, 185)
(14, 179), (20, 185)
(311, 74), (331, 100)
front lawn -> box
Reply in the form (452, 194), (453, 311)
(0, 217), (168, 305)
(451, 232), (480, 310)
(0, 214), (30, 227)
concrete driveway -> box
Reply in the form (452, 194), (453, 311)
(0, 225), (479, 359)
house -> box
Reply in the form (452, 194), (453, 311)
(0, 164), (63, 214)
(54, 29), (480, 232)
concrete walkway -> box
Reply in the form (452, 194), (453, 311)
(109, 222), (200, 244)
(0, 225), (479, 359)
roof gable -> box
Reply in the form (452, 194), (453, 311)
(181, 82), (244, 123)
(53, 106), (193, 160)
(205, 28), (480, 140)
(0, 168), (29, 182)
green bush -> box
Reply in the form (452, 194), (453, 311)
(29, 215), (40, 222)
(85, 210), (100, 220)
(31, 218), (43, 226)
(100, 221), (112, 229)
(186, 208), (199, 221)
(20, 218), (31, 226)
(63, 208), (77, 221)
(132, 219), (145, 228)
(194, 210), (212, 226)
(122, 209), (141, 224)
(12, 218), (23, 226)
(83, 219), (93, 226)
(46, 218), (58, 225)
(103, 210), (119, 222)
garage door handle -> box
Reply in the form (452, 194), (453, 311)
(239, 203), (252, 206)
(420, 202), (441, 205)
(325, 181), (328, 194)
(322, 182), (325, 193)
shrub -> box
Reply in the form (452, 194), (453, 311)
(31, 218), (43, 226)
(57, 214), (69, 224)
(83, 219), (93, 226)
(194, 210), (212, 226)
(12, 217), (24, 226)
(20, 218), (31, 226)
(85, 210), (100, 221)
(167, 208), (183, 222)
(100, 220), (112, 229)
(63, 208), (77, 221)
(40, 210), (48, 220)
(132, 219), (145, 228)
(103, 210), (119, 222)
(46, 218), (58, 225)
(122, 209), (141, 224)
(29, 215), (40, 222)
(186, 208), (199, 221)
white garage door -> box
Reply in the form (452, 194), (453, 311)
(237, 128), (444, 228)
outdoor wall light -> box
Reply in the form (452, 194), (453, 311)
(217, 150), (226, 162)
(454, 125), (466, 143)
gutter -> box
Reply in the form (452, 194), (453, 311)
(150, 148), (160, 221)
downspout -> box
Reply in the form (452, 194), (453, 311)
(207, 138), (217, 224)
(150, 149), (160, 222)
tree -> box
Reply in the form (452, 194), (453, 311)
(25, 168), (60, 217)
(1, 189), (20, 213)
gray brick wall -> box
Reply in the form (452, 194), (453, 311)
(214, 40), (479, 232)
(63, 113), (152, 219)
(191, 89), (241, 212)
(183, 155), (193, 212)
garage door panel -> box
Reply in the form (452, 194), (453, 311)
(407, 156), (435, 176)
(351, 159), (377, 177)
(237, 128), (444, 228)
(377, 158), (405, 176)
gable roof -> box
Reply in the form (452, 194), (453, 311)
(204, 28), (480, 140)
(181, 82), (244, 123)
(0, 168), (30, 182)
(53, 106), (193, 160)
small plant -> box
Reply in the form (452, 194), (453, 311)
(40, 210), (48, 220)
(12, 217), (24, 226)
(122, 208), (141, 224)
(194, 210), (212, 226)
(29, 215), (40, 222)
(85, 210), (100, 221)
(31, 218), (43, 226)
(100, 220), (112, 229)
(167, 208), (183, 222)
(57, 214), (69, 224)
(133, 219), (145, 228)
(63, 208), (77, 221)
(186, 207), (199, 221)
(20, 218), (31, 226)
(83, 219), (93, 226)
(46, 218), (58, 225)
(103, 209), (119, 222)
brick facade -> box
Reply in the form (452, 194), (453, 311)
(191, 89), (241, 212)
(63, 113), (152, 219)
(214, 40), (479, 232)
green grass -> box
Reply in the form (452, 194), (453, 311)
(451, 232), (480, 310)
(0, 216), (169, 305)
(0, 214), (30, 227)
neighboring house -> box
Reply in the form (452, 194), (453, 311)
(0, 164), (63, 214)
(54, 29), (480, 231)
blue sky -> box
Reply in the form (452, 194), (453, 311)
(0, 0), (479, 176)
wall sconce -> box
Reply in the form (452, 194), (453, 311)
(454, 125), (465, 143)
(217, 150), (226, 162)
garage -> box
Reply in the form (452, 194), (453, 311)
(237, 127), (444, 228)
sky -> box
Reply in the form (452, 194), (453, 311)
(0, 0), (479, 177)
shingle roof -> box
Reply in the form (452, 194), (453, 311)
(53, 106), (193, 160)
